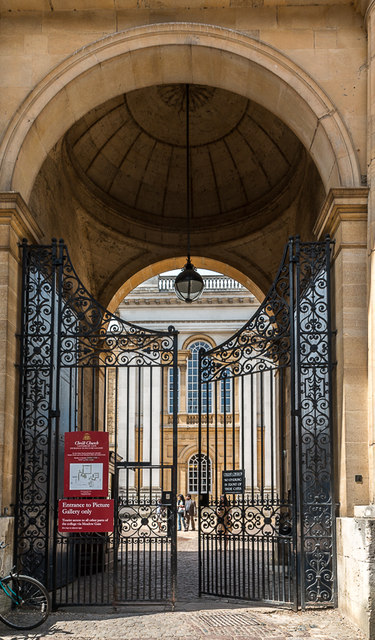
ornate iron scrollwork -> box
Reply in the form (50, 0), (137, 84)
(201, 244), (291, 383)
(198, 236), (335, 608)
(16, 240), (177, 589)
(117, 500), (171, 538)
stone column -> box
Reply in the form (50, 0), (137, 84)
(367, 0), (375, 507)
(0, 193), (42, 571)
(314, 188), (368, 516)
(314, 188), (372, 637)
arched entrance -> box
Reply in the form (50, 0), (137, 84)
(7, 21), (351, 614)
(0, 24), (360, 309)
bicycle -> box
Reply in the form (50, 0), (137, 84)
(0, 542), (50, 630)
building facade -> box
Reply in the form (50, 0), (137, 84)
(0, 0), (374, 635)
(110, 273), (271, 500)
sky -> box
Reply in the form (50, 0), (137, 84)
(160, 269), (222, 276)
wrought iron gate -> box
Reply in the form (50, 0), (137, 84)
(15, 240), (178, 607)
(198, 237), (336, 609)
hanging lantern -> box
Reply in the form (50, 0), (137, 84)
(174, 84), (204, 303)
(174, 257), (204, 303)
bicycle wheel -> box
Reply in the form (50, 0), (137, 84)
(0, 575), (50, 630)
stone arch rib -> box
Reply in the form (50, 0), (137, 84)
(0, 23), (361, 201)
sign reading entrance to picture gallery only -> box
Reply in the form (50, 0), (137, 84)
(222, 469), (245, 494)
(64, 431), (109, 498)
(58, 499), (114, 532)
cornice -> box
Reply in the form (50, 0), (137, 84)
(122, 295), (254, 306)
(0, 192), (43, 244)
(313, 188), (368, 239)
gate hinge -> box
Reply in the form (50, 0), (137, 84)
(49, 409), (60, 418)
(52, 258), (63, 267)
(291, 409), (301, 417)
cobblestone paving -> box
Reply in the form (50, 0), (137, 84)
(0, 532), (365, 640)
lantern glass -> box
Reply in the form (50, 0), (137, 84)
(174, 260), (204, 303)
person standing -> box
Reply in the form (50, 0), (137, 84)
(216, 494), (231, 548)
(177, 494), (186, 531)
(184, 494), (196, 531)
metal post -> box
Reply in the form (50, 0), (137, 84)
(326, 235), (337, 607)
(51, 239), (64, 609)
(171, 328), (178, 607)
(198, 348), (202, 597)
(14, 239), (29, 572)
(288, 236), (300, 611)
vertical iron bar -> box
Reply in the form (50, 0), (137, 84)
(161, 366), (164, 491)
(279, 369), (285, 502)
(113, 367), (119, 605)
(223, 378), (227, 472)
(260, 372), (264, 500)
(80, 368), (84, 430)
(241, 377), (245, 478)
(251, 374), (255, 503)
(91, 366), (96, 430)
(14, 239), (28, 573)
(294, 237), (304, 609)
(289, 235), (301, 611)
(149, 366), (153, 503)
(288, 236), (299, 611)
(171, 330), (178, 607)
(214, 380), (218, 501)
(103, 367), (107, 434)
(137, 366), (141, 500)
(52, 240), (64, 608)
(326, 236), (337, 606)
(198, 348), (202, 597)
(69, 368), (73, 431)
(232, 376), (235, 470)
(270, 369), (274, 501)
(126, 368), (130, 502)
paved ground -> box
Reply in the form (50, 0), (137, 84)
(0, 531), (365, 640)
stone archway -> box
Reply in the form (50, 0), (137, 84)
(0, 23), (362, 311)
(108, 256), (264, 313)
(0, 23), (360, 200)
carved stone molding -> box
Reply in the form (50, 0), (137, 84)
(0, 192), (43, 251)
(313, 188), (368, 245)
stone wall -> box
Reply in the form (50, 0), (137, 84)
(337, 513), (375, 638)
(0, 516), (14, 576)
(0, 3), (367, 176)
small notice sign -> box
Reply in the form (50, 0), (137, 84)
(64, 431), (109, 498)
(58, 499), (114, 533)
(222, 469), (245, 494)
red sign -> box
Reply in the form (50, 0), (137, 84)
(64, 431), (109, 498)
(58, 499), (114, 533)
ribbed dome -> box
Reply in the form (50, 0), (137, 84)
(65, 84), (304, 230)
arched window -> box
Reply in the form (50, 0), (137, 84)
(187, 340), (212, 414)
(188, 453), (212, 494)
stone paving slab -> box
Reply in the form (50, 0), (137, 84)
(0, 532), (364, 640)
(0, 605), (365, 640)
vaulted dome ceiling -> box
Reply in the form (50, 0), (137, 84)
(65, 84), (306, 233)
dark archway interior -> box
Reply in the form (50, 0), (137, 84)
(29, 83), (324, 304)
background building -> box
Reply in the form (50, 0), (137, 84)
(110, 272), (277, 500)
